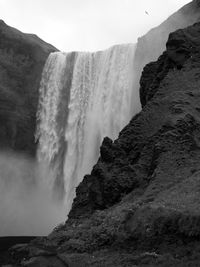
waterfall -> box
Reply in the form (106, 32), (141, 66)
(36, 43), (137, 213)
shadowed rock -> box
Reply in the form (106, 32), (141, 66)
(0, 20), (57, 155)
(3, 1), (200, 267)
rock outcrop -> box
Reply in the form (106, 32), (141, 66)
(2, 1), (200, 266)
(10, 20), (200, 267)
(132, 0), (200, 113)
(134, 0), (200, 76)
(0, 1), (200, 156)
(69, 21), (200, 220)
(0, 20), (57, 155)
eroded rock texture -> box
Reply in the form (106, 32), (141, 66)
(0, 20), (57, 155)
(3, 1), (200, 267)
(14, 21), (200, 267)
(69, 21), (200, 221)
(134, 0), (200, 79)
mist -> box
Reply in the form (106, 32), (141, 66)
(0, 151), (66, 236)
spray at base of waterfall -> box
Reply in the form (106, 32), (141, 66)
(0, 151), (66, 236)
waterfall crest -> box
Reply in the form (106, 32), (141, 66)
(36, 44), (137, 213)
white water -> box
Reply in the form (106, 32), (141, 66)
(36, 44), (137, 213)
(36, 52), (67, 163)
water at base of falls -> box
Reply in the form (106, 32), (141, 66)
(36, 43), (137, 214)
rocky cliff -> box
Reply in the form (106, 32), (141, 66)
(0, 16), (198, 267)
(2, 1), (200, 266)
(0, 20), (57, 155)
(68, 21), (200, 225)
(0, 1), (199, 156)
(135, 0), (200, 68)
(132, 0), (200, 113)
(8, 20), (200, 267)
(0, 0), (200, 155)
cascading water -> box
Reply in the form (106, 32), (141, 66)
(36, 44), (137, 214)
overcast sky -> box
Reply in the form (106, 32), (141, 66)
(0, 0), (191, 51)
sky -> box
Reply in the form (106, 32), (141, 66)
(0, 0), (191, 52)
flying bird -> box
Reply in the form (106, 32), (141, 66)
(145, 11), (149, 15)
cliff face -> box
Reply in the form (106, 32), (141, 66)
(67, 0), (200, 220)
(13, 21), (200, 267)
(2, 1), (200, 266)
(69, 21), (200, 220)
(135, 0), (200, 68)
(0, 1), (199, 156)
(132, 0), (200, 113)
(0, 20), (57, 155)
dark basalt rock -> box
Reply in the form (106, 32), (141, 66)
(0, 20), (57, 155)
(134, 0), (200, 76)
(132, 0), (200, 114)
(139, 52), (173, 107)
(3, 2), (200, 267)
(140, 22), (200, 107)
(65, 20), (200, 255)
